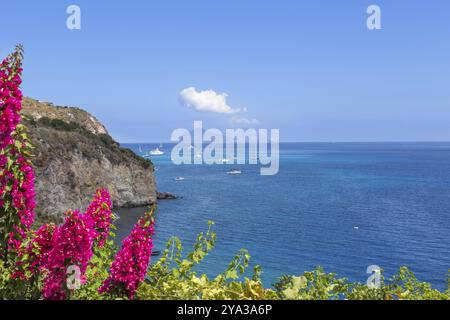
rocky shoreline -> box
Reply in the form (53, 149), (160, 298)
(157, 192), (179, 200)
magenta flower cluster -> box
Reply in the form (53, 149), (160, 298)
(27, 224), (56, 274)
(0, 57), (23, 150)
(84, 188), (113, 247)
(42, 210), (97, 299)
(99, 209), (155, 299)
(11, 157), (36, 229)
(40, 189), (113, 300)
(0, 49), (36, 255)
(1, 47), (157, 300)
(9, 188), (114, 298)
(11, 223), (55, 280)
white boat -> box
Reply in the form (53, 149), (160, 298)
(227, 169), (242, 175)
(174, 177), (185, 181)
(149, 147), (164, 156)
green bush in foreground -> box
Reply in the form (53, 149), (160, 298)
(66, 221), (450, 300)
(1, 217), (450, 300)
(136, 222), (450, 300)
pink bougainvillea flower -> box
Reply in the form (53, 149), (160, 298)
(99, 207), (156, 300)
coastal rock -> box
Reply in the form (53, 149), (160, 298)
(21, 98), (157, 223)
(157, 192), (179, 200)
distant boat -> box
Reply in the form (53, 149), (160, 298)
(149, 147), (164, 156)
(227, 169), (242, 175)
(174, 177), (185, 181)
(222, 159), (231, 163)
(139, 145), (143, 153)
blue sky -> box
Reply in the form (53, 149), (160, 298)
(1, 0), (449, 142)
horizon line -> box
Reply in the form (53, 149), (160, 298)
(119, 140), (450, 144)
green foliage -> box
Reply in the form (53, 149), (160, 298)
(38, 117), (81, 132)
(272, 266), (450, 301)
(135, 223), (449, 301)
(0, 255), (42, 300)
(274, 269), (348, 300)
(0, 113), (35, 261)
(138, 221), (277, 300)
(1, 220), (450, 300)
(24, 114), (152, 171)
(71, 225), (119, 300)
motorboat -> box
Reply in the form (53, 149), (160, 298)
(227, 169), (242, 175)
(149, 147), (164, 156)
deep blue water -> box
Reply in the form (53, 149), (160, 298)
(117, 143), (450, 289)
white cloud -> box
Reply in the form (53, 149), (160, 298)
(230, 116), (260, 125)
(179, 87), (245, 114)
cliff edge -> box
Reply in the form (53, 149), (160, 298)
(21, 98), (157, 223)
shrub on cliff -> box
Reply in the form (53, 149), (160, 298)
(25, 111), (152, 170)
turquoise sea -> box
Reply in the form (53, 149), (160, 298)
(117, 143), (450, 289)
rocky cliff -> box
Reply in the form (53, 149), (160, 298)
(21, 98), (157, 223)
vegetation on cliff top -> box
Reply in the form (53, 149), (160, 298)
(22, 102), (152, 170)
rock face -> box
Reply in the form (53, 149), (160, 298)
(21, 98), (157, 223)
(157, 192), (179, 200)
